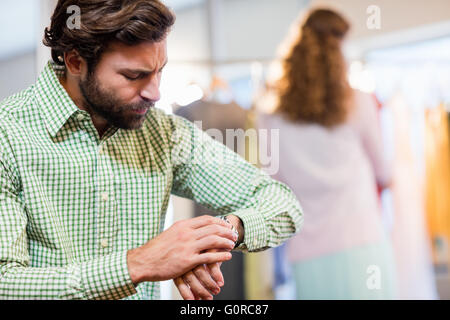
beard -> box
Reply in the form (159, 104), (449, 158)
(78, 70), (154, 130)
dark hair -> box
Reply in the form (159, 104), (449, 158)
(43, 0), (175, 70)
(274, 9), (352, 128)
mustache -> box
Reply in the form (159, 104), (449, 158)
(128, 101), (155, 111)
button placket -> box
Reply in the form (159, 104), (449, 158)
(96, 142), (117, 254)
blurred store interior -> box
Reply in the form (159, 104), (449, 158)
(1, 0), (450, 299)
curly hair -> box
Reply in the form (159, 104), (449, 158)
(43, 0), (175, 71)
(274, 9), (352, 128)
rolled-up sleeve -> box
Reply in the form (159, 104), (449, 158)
(168, 115), (303, 252)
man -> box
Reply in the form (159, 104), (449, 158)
(0, 0), (303, 300)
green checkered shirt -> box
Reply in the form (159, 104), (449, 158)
(0, 61), (303, 300)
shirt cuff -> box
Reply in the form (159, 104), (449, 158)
(231, 208), (268, 252)
(81, 250), (137, 300)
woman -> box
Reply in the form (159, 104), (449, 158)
(257, 9), (397, 299)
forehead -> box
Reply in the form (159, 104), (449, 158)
(100, 39), (168, 68)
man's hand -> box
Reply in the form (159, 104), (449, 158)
(126, 215), (237, 286)
(174, 251), (225, 300)
(174, 215), (245, 300)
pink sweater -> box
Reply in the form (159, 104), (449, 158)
(257, 90), (391, 262)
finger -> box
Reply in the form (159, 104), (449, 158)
(182, 271), (213, 300)
(193, 264), (221, 295)
(194, 224), (237, 242)
(207, 262), (224, 287)
(196, 235), (235, 252)
(196, 251), (232, 266)
(188, 215), (231, 229)
(174, 277), (195, 300)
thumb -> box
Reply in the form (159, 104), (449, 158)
(207, 262), (224, 287)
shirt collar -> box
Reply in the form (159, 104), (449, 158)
(35, 61), (82, 138)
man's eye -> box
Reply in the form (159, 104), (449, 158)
(123, 74), (140, 81)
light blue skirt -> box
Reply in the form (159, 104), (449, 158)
(292, 239), (397, 300)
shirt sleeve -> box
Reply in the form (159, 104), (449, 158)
(168, 114), (304, 252)
(0, 129), (137, 300)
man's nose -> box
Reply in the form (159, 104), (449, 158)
(140, 77), (161, 102)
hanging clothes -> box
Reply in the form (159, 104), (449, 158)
(424, 104), (450, 272)
(387, 93), (438, 299)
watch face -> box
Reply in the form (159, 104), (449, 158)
(217, 216), (239, 246)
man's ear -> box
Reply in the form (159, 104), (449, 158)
(63, 50), (86, 77)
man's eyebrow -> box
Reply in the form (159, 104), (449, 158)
(120, 61), (168, 74)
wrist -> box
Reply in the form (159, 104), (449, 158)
(127, 247), (148, 286)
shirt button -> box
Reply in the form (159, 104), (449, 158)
(100, 239), (108, 248)
(253, 239), (258, 247)
(76, 113), (85, 121)
(101, 192), (109, 201)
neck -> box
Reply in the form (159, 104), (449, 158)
(59, 75), (109, 138)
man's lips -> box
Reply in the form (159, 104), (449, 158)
(131, 106), (151, 115)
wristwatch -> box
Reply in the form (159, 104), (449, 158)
(217, 215), (240, 248)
